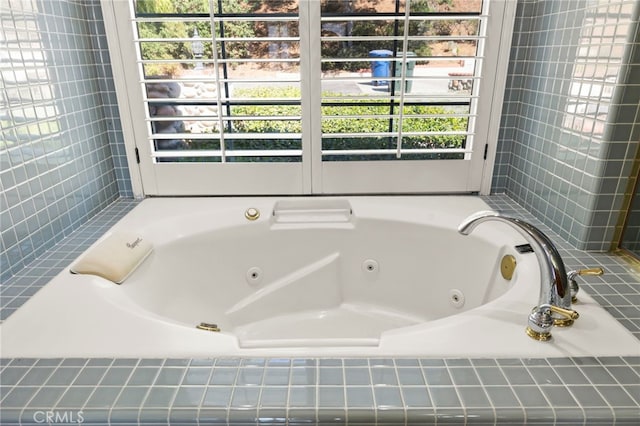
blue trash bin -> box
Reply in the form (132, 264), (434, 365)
(369, 49), (392, 86)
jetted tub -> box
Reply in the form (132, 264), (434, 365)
(1, 196), (638, 358)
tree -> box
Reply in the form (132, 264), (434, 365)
(135, 0), (257, 75)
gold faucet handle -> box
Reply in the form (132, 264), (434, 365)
(576, 267), (604, 276)
(568, 267), (604, 302)
(548, 305), (579, 320)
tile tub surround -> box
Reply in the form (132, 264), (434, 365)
(0, 0), (124, 282)
(493, 0), (640, 251)
(0, 195), (639, 424)
(0, 356), (638, 425)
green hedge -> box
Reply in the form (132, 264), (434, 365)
(230, 87), (467, 160)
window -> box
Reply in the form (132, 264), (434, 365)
(319, 0), (481, 162)
(136, 0), (304, 163)
(102, 0), (514, 195)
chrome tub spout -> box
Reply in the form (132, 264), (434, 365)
(458, 211), (578, 341)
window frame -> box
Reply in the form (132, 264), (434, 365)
(100, 0), (516, 197)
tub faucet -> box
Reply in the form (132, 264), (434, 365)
(458, 211), (579, 341)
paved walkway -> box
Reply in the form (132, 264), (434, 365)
(225, 62), (476, 97)
(334, 61), (476, 96)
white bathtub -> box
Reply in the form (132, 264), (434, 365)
(1, 196), (637, 358)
